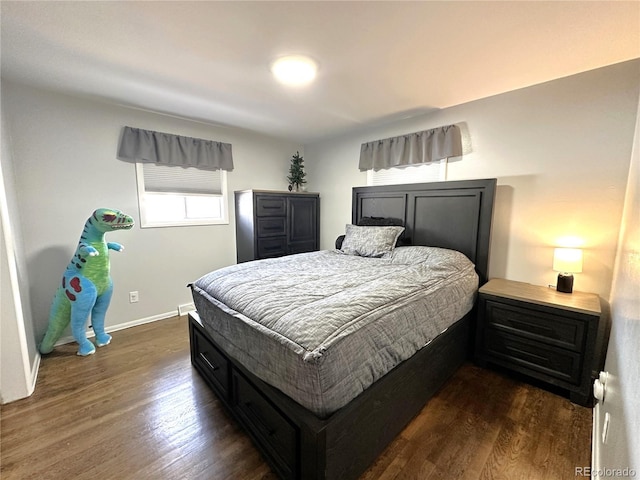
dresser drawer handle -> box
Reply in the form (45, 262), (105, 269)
(262, 225), (282, 231)
(262, 205), (281, 209)
(244, 401), (276, 436)
(199, 352), (219, 372)
(263, 245), (282, 251)
(505, 345), (547, 363)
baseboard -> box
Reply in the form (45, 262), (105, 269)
(28, 352), (41, 396)
(53, 310), (179, 347)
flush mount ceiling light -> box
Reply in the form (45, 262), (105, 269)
(271, 55), (318, 87)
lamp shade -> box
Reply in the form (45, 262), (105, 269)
(553, 248), (583, 273)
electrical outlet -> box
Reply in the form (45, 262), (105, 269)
(129, 291), (139, 303)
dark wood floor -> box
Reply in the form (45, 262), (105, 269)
(1, 316), (592, 480)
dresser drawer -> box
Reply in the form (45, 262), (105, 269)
(485, 300), (586, 352)
(257, 237), (287, 258)
(191, 327), (230, 399)
(485, 329), (582, 384)
(232, 371), (297, 478)
(257, 217), (286, 237)
(256, 196), (286, 216)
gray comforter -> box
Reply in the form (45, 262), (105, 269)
(191, 246), (478, 417)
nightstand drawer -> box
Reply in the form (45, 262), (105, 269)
(257, 217), (286, 237)
(485, 300), (586, 352)
(485, 329), (582, 384)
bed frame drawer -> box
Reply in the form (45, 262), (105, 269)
(191, 327), (230, 400)
(232, 370), (298, 479)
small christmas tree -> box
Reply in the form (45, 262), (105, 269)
(287, 151), (306, 191)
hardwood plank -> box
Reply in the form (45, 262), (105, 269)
(0, 317), (591, 480)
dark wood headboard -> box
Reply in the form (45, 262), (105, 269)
(352, 179), (497, 284)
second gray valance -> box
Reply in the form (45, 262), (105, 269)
(359, 124), (462, 171)
(117, 126), (234, 171)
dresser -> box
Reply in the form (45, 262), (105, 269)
(475, 278), (601, 406)
(235, 190), (319, 263)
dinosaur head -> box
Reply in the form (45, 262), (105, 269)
(91, 208), (135, 232)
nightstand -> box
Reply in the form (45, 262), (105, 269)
(475, 278), (601, 406)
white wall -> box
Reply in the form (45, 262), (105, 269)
(1, 80), (301, 348)
(594, 88), (640, 476)
(305, 60), (640, 299)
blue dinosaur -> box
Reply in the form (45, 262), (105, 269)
(39, 208), (134, 356)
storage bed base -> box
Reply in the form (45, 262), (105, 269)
(189, 179), (496, 479)
(189, 310), (471, 480)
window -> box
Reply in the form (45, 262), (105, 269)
(135, 163), (228, 227)
(366, 160), (447, 186)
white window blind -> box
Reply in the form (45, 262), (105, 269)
(142, 163), (223, 195)
(366, 160), (447, 186)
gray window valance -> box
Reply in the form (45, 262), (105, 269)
(359, 124), (462, 171)
(117, 126), (234, 171)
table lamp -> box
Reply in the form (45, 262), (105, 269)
(553, 248), (583, 293)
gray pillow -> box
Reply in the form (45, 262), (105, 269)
(340, 224), (405, 257)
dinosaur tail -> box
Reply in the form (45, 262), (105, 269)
(39, 290), (71, 354)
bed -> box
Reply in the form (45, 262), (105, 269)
(189, 178), (496, 479)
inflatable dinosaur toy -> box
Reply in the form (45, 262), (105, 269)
(40, 208), (134, 356)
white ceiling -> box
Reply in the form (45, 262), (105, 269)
(1, 1), (638, 144)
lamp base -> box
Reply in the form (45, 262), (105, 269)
(557, 273), (574, 293)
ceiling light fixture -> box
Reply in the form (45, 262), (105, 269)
(271, 55), (318, 87)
